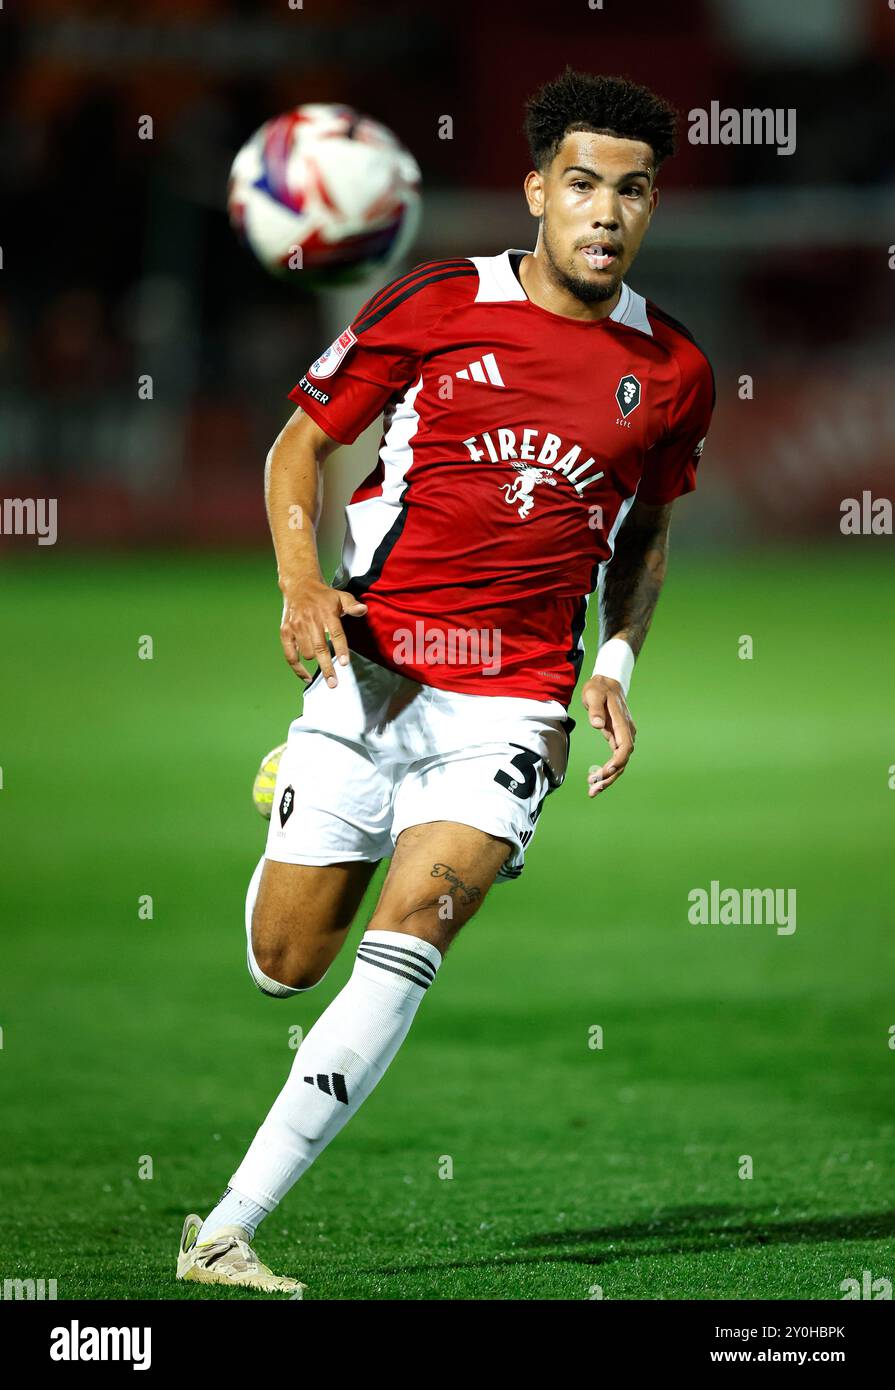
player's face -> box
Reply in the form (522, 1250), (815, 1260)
(529, 132), (659, 304)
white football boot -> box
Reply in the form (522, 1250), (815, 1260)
(176, 1214), (306, 1296)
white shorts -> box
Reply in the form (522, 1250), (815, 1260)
(264, 652), (574, 883)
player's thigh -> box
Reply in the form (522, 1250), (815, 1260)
(252, 857), (379, 984)
(367, 820), (510, 955)
(255, 716), (393, 979)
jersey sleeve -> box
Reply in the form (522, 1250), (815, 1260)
(287, 261), (471, 446)
(637, 343), (715, 505)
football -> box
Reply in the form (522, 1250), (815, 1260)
(252, 742), (286, 820)
(227, 103), (422, 283)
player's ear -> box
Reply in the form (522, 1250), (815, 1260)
(523, 168), (545, 219)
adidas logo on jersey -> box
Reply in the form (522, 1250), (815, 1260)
(455, 352), (505, 387)
(303, 1072), (349, 1104)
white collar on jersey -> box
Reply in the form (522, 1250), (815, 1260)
(471, 248), (650, 334)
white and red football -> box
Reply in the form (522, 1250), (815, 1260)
(227, 103), (421, 283)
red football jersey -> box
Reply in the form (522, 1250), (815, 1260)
(289, 249), (714, 706)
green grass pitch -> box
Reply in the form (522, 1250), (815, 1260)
(1, 548), (892, 1300)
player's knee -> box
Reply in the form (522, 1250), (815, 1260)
(366, 897), (463, 954)
(247, 934), (328, 997)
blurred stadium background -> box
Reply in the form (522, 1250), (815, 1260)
(1, 0), (893, 1301)
(2, 0), (894, 549)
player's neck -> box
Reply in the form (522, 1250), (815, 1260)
(518, 251), (621, 323)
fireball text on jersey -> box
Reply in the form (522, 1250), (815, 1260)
(462, 429), (605, 495)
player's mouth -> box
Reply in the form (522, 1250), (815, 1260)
(579, 242), (621, 270)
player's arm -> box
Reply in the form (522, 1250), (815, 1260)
(599, 497), (672, 659)
(265, 405), (368, 688)
(581, 498), (673, 796)
(272, 261), (471, 685)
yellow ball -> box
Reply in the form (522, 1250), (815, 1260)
(252, 742), (286, 820)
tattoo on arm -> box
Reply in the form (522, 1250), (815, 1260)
(430, 863), (482, 906)
(600, 505), (672, 658)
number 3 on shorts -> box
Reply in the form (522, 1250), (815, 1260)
(493, 745), (543, 799)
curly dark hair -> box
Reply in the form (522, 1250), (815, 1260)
(524, 68), (678, 175)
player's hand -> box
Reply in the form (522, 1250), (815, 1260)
(581, 675), (637, 796)
(279, 580), (367, 686)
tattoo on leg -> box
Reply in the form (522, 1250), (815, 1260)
(430, 863), (482, 907)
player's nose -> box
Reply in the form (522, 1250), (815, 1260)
(589, 190), (621, 225)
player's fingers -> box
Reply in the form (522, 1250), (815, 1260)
(595, 742), (633, 791)
(587, 723), (634, 796)
(588, 766), (625, 795)
(279, 625), (313, 682)
(336, 589), (368, 617)
(608, 723), (635, 771)
(607, 693), (636, 752)
(309, 631), (338, 688)
(590, 752), (626, 781)
(327, 621), (351, 669)
(587, 762), (620, 795)
(587, 757), (628, 796)
(581, 686), (608, 729)
(296, 622), (329, 669)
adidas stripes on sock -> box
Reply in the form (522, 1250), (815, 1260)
(201, 930), (442, 1236)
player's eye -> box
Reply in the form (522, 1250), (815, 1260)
(571, 180), (592, 191)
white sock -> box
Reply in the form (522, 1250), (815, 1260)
(198, 1187), (271, 1244)
(223, 929), (442, 1215)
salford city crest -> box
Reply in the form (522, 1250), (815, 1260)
(615, 373), (642, 418)
(279, 785), (296, 827)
